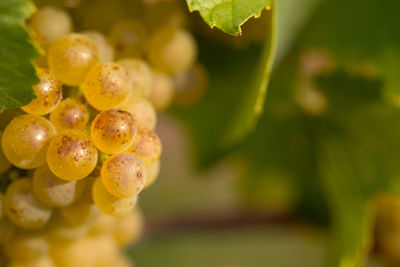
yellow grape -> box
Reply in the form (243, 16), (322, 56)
(92, 178), (137, 217)
(0, 131), (11, 174)
(47, 130), (98, 181)
(117, 58), (153, 98)
(174, 63), (208, 107)
(108, 20), (147, 58)
(149, 72), (175, 111)
(0, 218), (16, 243)
(4, 178), (52, 229)
(46, 215), (90, 242)
(83, 31), (114, 62)
(82, 62), (131, 110)
(2, 115), (56, 169)
(128, 128), (162, 167)
(49, 98), (89, 132)
(30, 6), (73, 46)
(101, 153), (145, 198)
(110, 254), (133, 267)
(88, 213), (116, 236)
(112, 208), (144, 247)
(145, 160), (160, 188)
(8, 256), (55, 267)
(91, 109), (137, 154)
(148, 27), (197, 74)
(32, 165), (86, 207)
(47, 33), (99, 86)
(3, 233), (49, 262)
(119, 95), (157, 131)
(22, 68), (62, 115)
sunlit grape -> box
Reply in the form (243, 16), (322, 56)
(83, 31), (114, 62)
(117, 58), (153, 98)
(32, 165), (86, 207)
(92, 178), (137, 217)
(112, 208), (143, 247)
(2, 115), (56, 169)
(91, 109), (137, 154)
(82, 62), (131, 110)
(174, 63), (208, 106)
(101, 153), (145, 198)
(149, 71), (175, 111)
(48, 33), (99, 85)
(148, 27), (197, 74)
(47, 130), (98, 181)
(127, 128), (162, 167)
(119, 95), (157, 130)
(4, 178), (52, 229)
(145, 160), (160, 188)
(49, 98), (89, 132)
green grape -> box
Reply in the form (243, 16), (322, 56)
(112, 208), (143, 247)
(2, 115), (56, 169)
(127, 128), (162, 167)
(145, 159), (160, 188)
(174, 63), (208, 106)
(101, 153), (145, 198)
(47, 130), (98, 181)
(119, 95), (157, 131)
(83, 31), (114, 62)
(0, 132), (11, 174)
(148, 27), (197, 74)
(9, 256), (55, 267)
(32, 165), (86, 207)
(0, 218), (16, 243)
(92, 178), (137, 217)
(22, 68), (62, 115)
(3, 233), (49, 262)
(47, 33), (99, 86)
(108, 20), (147, 58)
(91, 109), (137, 154)
(82, 63), (131, 110)
(30, 6), (73, 46)
(49, 98), (89, 132)
(117, 58), (153, 98)
(149, 71), (175, 111)
(4, 178), (52, 229)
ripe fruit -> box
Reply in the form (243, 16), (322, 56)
(127, 128), (162, 167)
(49, 98), (89, 131)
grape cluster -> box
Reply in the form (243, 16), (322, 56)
(0, 2), (206, 266)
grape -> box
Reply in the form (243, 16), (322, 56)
(91, 109), (137, 154)
(4, 178), (52, 229)
(32, 165), (86, 207)
(174, 63), (208, 106)
(49, 98), (89, 132)
(149, 72), (175, 111)
(119, 95), (157, 131)
(148, 27), (197, 74)
(22, 68), (63, 115)
(0, 218), (16, 243)
(83, 31), (115, 62)
(47, 215), (91, 242)
(82, 63), (131, 110)
(30, 6), (73, 46)
(110, 254), (133, 267)
(47, 33), (99, 86)
(3, 233), (49, 262)
(117, 58), (153, 98)
(9, 256), (55, 267)
(112, 208), (143, 247)
(0, 132), (11, 174)
(47, 130), (98, 181)
(108, 20), (147, 58)
(101, 153), (145, 198)
(92, 178), (137, 217)
(145, 160), (160, 188)
(88, 213), (116, 235)
(127, 128), (162, 167)
(2, 115), (56, 169)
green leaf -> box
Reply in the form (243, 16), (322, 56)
(0, 0), (39, 112)
(186, 0), (271, 35)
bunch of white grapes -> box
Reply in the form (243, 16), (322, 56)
(0, 3), (207, 266)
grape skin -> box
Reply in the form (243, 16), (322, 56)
(119, 95), (157, 131)
(49, 98), (89, 132)
(1, 115), (56, 169)
(4, 178), (52, 229)
(83, 31), (115, 62)
(128, 128), (162, 167)
(101, 153), (146, 198)
(32, 165), (86, 207)
(47, 130), (98, 181)
(92, 178), (137, 217)
(0, 131), (11, 174)
(22, 68), (63, 116)
(112, 208), (143, 247)
(82, 63), (131, 111)
(145, 160), (160, 188)
(47, 33), (99, 86)
(149, 71), (175, 111)
(3, 233), (49, 262)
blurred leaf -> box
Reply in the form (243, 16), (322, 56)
(186, 0), (271, 35)
(0, 0), (39, 112)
